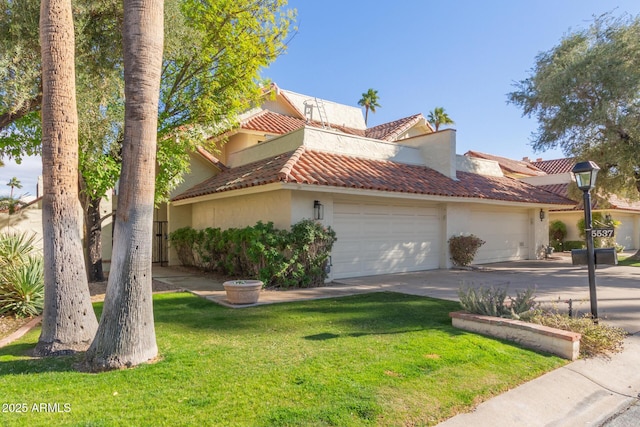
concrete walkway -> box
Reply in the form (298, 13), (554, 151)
(153, 254), (640, 426)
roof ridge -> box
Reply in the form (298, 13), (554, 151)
(278, 146), (306, 182)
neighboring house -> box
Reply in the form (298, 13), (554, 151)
(166, 84), (573, 280)
(464, 151), (640, 251)
(0, 196), (45, 251)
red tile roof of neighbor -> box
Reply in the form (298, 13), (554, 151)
(466, 151), (546, 177)
(241, 110), (434, 142)
(173, 147), (575, 205)
(365, 114), (429, 141)
(530, 158), (575, 174)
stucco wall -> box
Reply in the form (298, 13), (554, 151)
(550, 211), (639, 251)
(0, 206), (44, 252)
(169, 152), (220, 199)
(190, 190), (292, 231)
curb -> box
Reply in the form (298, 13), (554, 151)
(0, 316), (42, 349)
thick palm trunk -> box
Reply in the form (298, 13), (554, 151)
(35, 0), (98, 356)
(86, 0), (163, 371)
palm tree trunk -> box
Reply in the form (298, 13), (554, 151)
(35, 0), (98, 356)
(86, 0), (163, 371)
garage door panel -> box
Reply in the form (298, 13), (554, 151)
(469, 211), (529, 263)
(332, 202), (441, 279)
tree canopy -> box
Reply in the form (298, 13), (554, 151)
(427, 107), (455, 132)
(358, 88), (381, 125)
(508, 13), (640, 200)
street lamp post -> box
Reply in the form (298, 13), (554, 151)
(571, 161), (600, 323)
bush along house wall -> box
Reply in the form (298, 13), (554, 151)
(169, 220), (337, 288)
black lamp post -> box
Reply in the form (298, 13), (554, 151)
(571, 161), (600, 323)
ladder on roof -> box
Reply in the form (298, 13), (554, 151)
(304, 98), (331, 129)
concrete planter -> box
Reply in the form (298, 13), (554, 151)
(223, 280), (263, 305)
(449, 311), (581, 361)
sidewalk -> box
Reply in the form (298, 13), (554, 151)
(152, 259), (640, 426)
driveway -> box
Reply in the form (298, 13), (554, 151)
(335, 253), (640, 333)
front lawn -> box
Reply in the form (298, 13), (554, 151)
(617, 256), (640, 267)
(0, 292), (565, 426)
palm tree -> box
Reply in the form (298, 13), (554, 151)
(427, 107), (455, 131)
(358, 88), (381, 125)
(86, 0), (163, 371)
(6, 177), (21, 199)
(35, 0), (98, 356)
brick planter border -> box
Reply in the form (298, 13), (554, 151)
(449, 311), (581, 360)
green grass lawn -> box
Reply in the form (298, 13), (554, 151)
(617, 256), (640, 267)
(0, 292), (566, 426)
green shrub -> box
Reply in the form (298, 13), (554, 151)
(458, 284), (538, 319)
(448, 234), (485, 267)
(169, 220), (337, 288)
(0, 232), (44, 318)
(562, 240), (585, 251)
(549, 220), (567, 250)
(0, 257), (44, 317)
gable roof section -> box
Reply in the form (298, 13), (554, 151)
(466, 151), (546, 177)
(530, 158), (575, 174)
(365, 114), (429, 141)
(173, 147), (574, 206)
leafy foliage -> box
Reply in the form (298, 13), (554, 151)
(577, 212), (621, 249)
(0, 232), (43, 317)
(169, 220), (336, 288)
(427, 107), (455, 131)
(508, 13), (640, 200)
(448, 234), (485, 267)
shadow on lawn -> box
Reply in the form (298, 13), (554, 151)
(153, 291), (464, 335)
(0, 342), (80, 376)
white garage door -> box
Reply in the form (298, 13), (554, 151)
(615, 214), (636, 250)
(331, 202), (441, 279)
(468, 210), (529, 264)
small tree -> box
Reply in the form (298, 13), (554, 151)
(549, 220), (567, 251)
(427, 107), (455, 131)
(448, 234), (485, 267)
(358, 88), (381, 125)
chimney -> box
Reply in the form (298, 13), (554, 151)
(522, 157), (530, 162)
(536, 158), (543, 162)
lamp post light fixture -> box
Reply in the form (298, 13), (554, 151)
(571, 160), (601, 323)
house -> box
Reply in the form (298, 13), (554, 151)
(165, 84), (574, 280)
(464, 151), (640, 251)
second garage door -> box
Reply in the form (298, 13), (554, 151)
(331, 202), (442, 279)
(468, 209), (530, 264)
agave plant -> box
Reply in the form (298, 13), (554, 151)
(0, 232), (44, 317)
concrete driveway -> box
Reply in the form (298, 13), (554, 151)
(335, 253), (640, 334)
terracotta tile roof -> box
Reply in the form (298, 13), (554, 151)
(466, 151), (546, 177)
(195, 146), (228, 171)
(365, 114), (428, 141)
(539, 183), (640, 212)
(173, 148), (575, 206)
(530, 158), (575, 174)
(241, 110), (366, 137)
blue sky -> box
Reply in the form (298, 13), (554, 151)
(3, 1), (640, 197)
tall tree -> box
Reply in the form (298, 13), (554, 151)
(507, 13), (640, 258)
(358, 88), (381, 125)
(85, 0), (164, 371)
(427, 107), (455, 131)
(6, 177), (21, 199)
(34, 0), (98, 356)
(0, 0), (295, 282)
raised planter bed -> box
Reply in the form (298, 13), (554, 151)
(449, 311), (581, 360)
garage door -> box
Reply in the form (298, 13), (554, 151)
(614, 214), (636, 250)
(331, 202), (441, 279)
(468, 210), (529, 264)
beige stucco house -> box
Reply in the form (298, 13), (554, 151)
(465, 151), (640, 251)
(165, 84), (574, 280)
